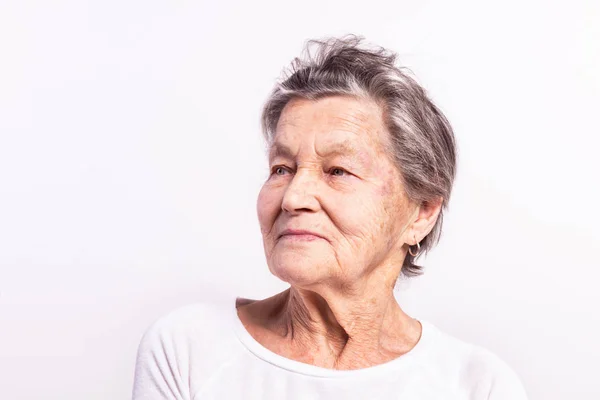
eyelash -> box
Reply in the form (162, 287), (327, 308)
(270, 166), (350, 177)
(271, 166), (289, 176)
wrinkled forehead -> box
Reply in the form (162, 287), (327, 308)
(272, 96), (391, 155)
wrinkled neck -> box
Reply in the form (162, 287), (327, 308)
(275, 285), (409, 360)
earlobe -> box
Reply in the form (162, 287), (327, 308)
(401, 197), (442, 247)
(408, 234), (421, 256)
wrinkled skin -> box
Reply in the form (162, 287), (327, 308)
(239, 95), (442, 370)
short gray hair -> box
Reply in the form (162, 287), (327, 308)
(261, 35), (457, 277)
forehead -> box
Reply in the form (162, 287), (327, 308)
(273, 95), (389, 151)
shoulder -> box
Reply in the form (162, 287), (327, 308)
(139, 298), (234, 349)
(133, 298), (238, 399)
(464, 345), (528, 400)
(422, 321), (528, 399)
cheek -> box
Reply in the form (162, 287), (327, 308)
(256, 184), (282, 233)
(349, 181), (406, 239)
(329, 191), (385, 240)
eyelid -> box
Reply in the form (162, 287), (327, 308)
(270, 164), (292, 175)
(328, 166), (352, 176)
(269, 164), (354, 177)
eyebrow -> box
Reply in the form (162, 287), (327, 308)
(268, 143), (295, 162)
(268, 142), (361, 162)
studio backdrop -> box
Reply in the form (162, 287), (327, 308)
(0, 1), (598, 399)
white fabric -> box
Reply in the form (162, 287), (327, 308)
(132, 298), (528, 399)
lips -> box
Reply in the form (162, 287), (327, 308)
(278, 229), (326, 241)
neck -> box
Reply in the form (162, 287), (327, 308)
(268, 279), (420, 369)
(238, 257), (423, 370)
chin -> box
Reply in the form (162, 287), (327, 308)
(267, 251), (331, 287)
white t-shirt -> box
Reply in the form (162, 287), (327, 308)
(132, 298), (528, 399)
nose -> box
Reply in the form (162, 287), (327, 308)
(281, 168), (321, 214)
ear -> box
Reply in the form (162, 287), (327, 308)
(406, 196), (444, 245)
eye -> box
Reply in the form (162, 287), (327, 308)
(271, 166), (290, 176)
(329, 167), (348, 177)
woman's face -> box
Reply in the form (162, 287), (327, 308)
(257, 95), (416, 289)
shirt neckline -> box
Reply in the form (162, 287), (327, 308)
(230, 296), (435, 379)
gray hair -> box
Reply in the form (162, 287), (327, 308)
(261, 35), (457, 277)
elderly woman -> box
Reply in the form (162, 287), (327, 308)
(132, 36), (528, 399)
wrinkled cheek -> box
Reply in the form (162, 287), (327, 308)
(360, 200), (399, 244)
(336, 199), (381, 243)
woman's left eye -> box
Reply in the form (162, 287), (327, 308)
(329, 167), (348, 177)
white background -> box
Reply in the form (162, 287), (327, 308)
(1, 1), (598, 399)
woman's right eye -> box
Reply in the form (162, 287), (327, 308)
(271, 166), (289, 176)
